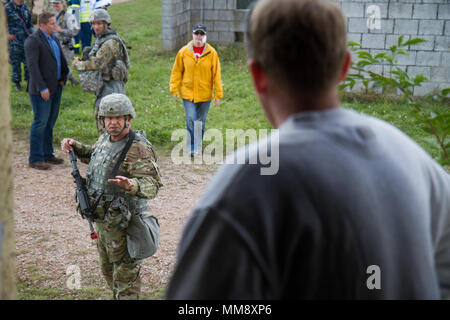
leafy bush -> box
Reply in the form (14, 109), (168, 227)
(341, 35), (450, 165)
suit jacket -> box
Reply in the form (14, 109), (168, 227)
(25, 29), (69, 95)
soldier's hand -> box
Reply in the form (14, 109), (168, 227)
(108, 176), (134, 191)
(72, 57), (81, 68)
(7, 33), (16, 41)
(61, 138), (76, 153)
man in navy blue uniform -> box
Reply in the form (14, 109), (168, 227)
(5, 0), (34, 91)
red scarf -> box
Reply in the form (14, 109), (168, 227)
(193, 45), (204, 60)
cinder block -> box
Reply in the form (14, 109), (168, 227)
(395, 51), (416, 65)
(413, 82), (440, 96)
(219, 31), (234, 44)
(416, 51), (442, 67)
(419, 20), (444, 35)
(366, 64), (383, 75)
(227, 0), (236, 10)
(232, 20), (247, 32)
(207, 31), (219, 42)
(409, 36), (435, 51)
(204, 1), (214, 9)
(341, 2), (365, 18)
(388, 3), (413, 19)
(204, 10), (219, 20)
(430, 67), (449, 82)
(220, 10), (235, 21)
(214, 21), (230, 32)
(214, 0), (228, 10)
(362, 33), (386, 49)
(434, 36), (450, 51)
(446, 21), (450, 36)
(190, 0), (201, 10)
(368, 19), (394, 34)
(442, 52), (450, 69)
(385, 34), (410, 49)
(407, 66), (431, 79)
(365, 3), (388, 19)
(347, 33), (362, 44)
(412, 4), (438, 19)
(348, 18), (368, 33)
(438, 4), (450, 19)
(162, 39), (178, 51)
(394, 19), (419, 35)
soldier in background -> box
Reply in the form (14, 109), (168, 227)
(52, 0), (79, 85)
(61, 93), (163, 300)
(5, 0), (34, 91)
(72, 9), (130, 135)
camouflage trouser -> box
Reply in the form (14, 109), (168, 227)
(95, 220), (142, 300)
(8, 42), (28, 83)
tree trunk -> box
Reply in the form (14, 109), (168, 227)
(0, 4), (17, 300)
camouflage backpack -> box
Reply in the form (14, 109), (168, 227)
(79, 70), (104, 95)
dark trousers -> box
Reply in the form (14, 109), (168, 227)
(9, 43), (29, 83)
(29, 86), (63, 164)
(79, 22), (93, 50)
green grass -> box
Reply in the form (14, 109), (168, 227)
(9, 0), (448, 164)
(9, 0), (449, 301)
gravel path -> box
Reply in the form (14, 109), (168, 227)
(13, 130), (217, 299)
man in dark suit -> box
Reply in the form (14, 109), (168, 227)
(25, 11), (68, 170)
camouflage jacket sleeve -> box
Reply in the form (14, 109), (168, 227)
(73, 38), (121, 71)
(72, 134), (106, 164)
(119, 139), (163, 200)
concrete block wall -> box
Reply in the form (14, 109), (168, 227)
(161, 0), (450, 95)
(333, 0), (450, 96)
(161, 0), (190, 51)
(162, 0), (248, 50)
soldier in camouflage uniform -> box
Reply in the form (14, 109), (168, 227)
(61, 93), (163, 300)
(52, 0), (79, 85)
(72, 9), (130, 135)
(5, 0), (34, 91)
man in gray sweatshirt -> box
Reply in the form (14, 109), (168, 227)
(166, 0), (450, 299)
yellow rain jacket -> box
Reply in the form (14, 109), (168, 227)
(170, 41), (223, 103)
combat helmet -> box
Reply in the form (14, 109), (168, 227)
(98, 94), (136, 119)
(89, 8), (112, 25)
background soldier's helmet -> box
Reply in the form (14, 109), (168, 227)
(98, 94), (136, 119)
(89, 9), (112, 25)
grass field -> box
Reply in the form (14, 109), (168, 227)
(9, 0), (449, 164)
(8, 0), (449, 301)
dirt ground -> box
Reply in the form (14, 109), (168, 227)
(12, 0), (212, 300)
(13, 130), (218, 299)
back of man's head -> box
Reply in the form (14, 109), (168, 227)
(246, 0), (347, 95)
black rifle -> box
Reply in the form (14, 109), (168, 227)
(69, 150), (98, 240)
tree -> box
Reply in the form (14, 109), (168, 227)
(0, 5), (16, 300)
